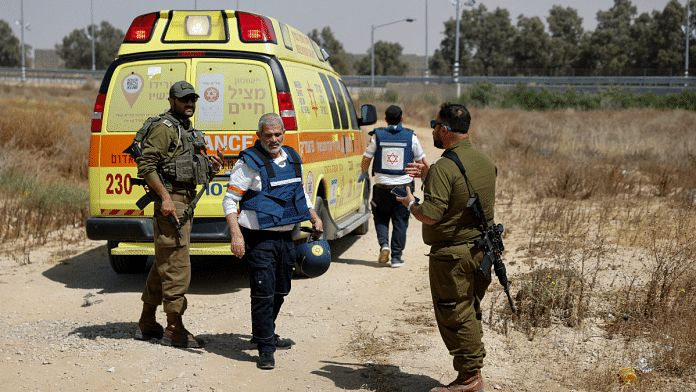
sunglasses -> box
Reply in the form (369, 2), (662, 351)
(430, 120), (451, 131)
(177, 96), (198, 103)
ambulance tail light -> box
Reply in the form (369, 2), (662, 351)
(91, 93), (106, 132)
(237, 12), (276, 43)
(124, 12), (158, 43)
(277, 91), (297, 130)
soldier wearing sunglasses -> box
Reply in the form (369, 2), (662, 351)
(398, 103), (497, 392)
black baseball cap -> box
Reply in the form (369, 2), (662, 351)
(169, 81), (199, 99)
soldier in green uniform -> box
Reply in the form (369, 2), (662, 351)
(134, 81), (224, 348)
(397, 103), (496, 392)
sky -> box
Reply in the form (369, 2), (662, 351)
(1, 0), (678, 58)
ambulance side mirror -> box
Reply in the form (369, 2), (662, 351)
(358, 104), (377, 126)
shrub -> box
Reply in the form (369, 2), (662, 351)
(466, 81), (499, 107)
(379, 89), (399, 102)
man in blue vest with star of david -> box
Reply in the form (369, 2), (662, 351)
(358, 105), (426, 268)
(223, 113), (323, 370)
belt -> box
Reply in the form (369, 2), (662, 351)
(169, 179), (197, 190)
(375, 184), (408, 189)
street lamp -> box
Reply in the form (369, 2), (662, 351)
(371, 18), (415, 88)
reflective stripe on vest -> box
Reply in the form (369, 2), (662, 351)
(239, 141), (311, 229)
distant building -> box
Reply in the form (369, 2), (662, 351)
(33, 49), (65, 70)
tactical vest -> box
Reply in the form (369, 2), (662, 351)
(239, 141), (312, 229)
(371, 124), (414, 176)
(135, 112), (211, 187)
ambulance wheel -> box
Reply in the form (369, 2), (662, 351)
(107, 241), (148, 274)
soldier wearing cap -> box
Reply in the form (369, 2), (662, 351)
(358, 105), (426, 268)
(134, 80), (224, 348)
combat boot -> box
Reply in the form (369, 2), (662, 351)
(429, 369), (483, 392)
(135, 303), (164, 340)
(161, 313), (205, 348)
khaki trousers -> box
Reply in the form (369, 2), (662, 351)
(141, 192), (194, 315)
(429, 242), (491, 376)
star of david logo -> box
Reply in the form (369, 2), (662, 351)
(386, 152), (399, 164)
(204, 87), (219, 102)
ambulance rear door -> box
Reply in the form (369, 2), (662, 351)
(191, 57), (280, 217)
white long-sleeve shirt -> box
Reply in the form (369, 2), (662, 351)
(222, 148), (314, 231)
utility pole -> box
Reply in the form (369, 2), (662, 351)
(91, 0), (96, 71)
(17, 0), (31, 83)
(21, 0), (25, 82)
(449, 0), (475, 98)
(682, 0), (696, 87)
(425, 0), (429, 83)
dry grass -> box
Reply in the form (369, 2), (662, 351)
(0, 84), (94, 259)
(355, 100), (696, 390)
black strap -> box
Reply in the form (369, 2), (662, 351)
(442, 150), (475, 195)
(443, 150), (467, 177)
(247, 146), (276, 178)
(284, 146), (303, 178)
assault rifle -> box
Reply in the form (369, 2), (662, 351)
(467, 192), (516, 313)
(124, 141), (184, 239)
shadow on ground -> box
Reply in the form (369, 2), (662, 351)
(313, 360), (441, 391)
(42, 243), (249, 295)
(69, 321), (258, 364)
(42, 230), (375, 294)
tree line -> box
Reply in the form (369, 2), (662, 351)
(1, 0), (694, 75)
(315, 0), (696, 76)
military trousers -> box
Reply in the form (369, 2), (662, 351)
(141, 191), (195, 315)
(428, 242), (491, 376)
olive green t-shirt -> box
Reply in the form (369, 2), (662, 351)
(419, 139), (497, 252)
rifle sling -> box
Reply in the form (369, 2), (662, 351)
(442, 150), (472, 188)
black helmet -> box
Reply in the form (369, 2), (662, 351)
(295, 238), (331, 278)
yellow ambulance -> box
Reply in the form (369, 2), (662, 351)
(86, 10), (377, 273)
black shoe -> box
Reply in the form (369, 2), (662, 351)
(250, 335), (295, 350)
(257, 351), (275, 369)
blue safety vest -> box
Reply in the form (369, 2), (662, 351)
(239, 141), (312, 229)
(371, 124), (414, 175)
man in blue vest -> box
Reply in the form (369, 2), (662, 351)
(358, 105), (426, 268)
(223, 113), (323, 369)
